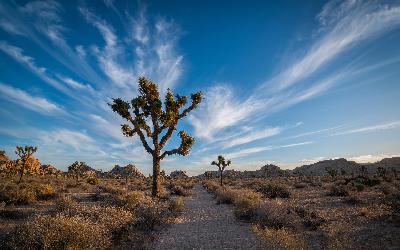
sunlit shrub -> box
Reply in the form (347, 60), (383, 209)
(252, 225), (305, 250)
(169, 197), (184, 213)
(35, 184), (56, 200)
(4, 214), (110, 249)
(232, 189), (262, 220)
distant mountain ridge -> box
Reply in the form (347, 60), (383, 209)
(198, 157), (400, 177)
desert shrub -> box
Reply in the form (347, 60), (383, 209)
(97, 184), (123, 195)
(15, 188), (37, 205)
(256, 182), (291, 199)
(55, 195), (77, 211)
(354, 183), (365, 192)
(327, 185), (349, 197)
(35, 184), (56, 200)
(383, 191), (400, 217)
(56, 198), (134, 232)
(293, 205), (325, 230)
(110, 191), (148, 211)
(169, 197), (184, 213)
(4, 214), (110, 250)
(232, 189), (262, 220)
(203, 181), (219, 193)
(294, 183), (307, 189)
(171, 185), (191, 196)
(215, 187), (237, 204)
(134, 200), (167, 231)
(252, 225), (305, 250)
(86, 176), (98, 185)
(158, 189), (171, 201)
(256, 200), (297, 230)
(0, 183), (36, 205)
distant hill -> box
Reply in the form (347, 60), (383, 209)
(292, 157), (400, 176)
(292, 158), (361, 176)
(198, 157), (400, 177)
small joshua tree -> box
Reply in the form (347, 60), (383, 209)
(123, 165), (138, 185)
(110, 76), (202, 197)
(15, 145), (38, 183)
(377, 166), (386, 178)
(211, 155), (231, 186)
(68, 161), (89, 182)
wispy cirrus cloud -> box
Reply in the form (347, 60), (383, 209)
(0, 41), (69, 93)
(189, 0), (400, 147)
(0, 83), (64, 115)
(0, 0), (106, 86)
(225, 141), (313, 159)
(331, 121), (400, 136)
(264, 0), (400, 92)
(189, 85), (266, 140)
(222, 127), (283, 148)
(79, 5), (183, 96)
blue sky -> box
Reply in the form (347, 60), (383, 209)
(0, 0), (400, 175)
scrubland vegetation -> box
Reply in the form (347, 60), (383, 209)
(203, 172), (400, 249)
(0, 159), (194, 249)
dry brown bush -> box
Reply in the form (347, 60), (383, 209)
(232, 189), (262, 220)
(256, 200), (297, 230)
(169, 197), (184, 213)
(252, 225), (305, 250)
(4, 214), (111, 250)
(255, 182), (291, 199)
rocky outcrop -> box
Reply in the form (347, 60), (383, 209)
(170, 170), (188, 179)
(108, 164), (145, 179)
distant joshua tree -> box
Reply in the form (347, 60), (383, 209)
(377, 166), (386, 178)
(360, 165), (368, 177)
(110, 76), (202, 197)
(68, 161), (89, 182)
(15, 145), (38, 183)
(211, 155), (231, 186)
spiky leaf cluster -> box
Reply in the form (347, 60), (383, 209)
(109, 76), (202, 159)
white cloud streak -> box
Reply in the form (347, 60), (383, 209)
(225, 141), (313, 159)
(222, 127), (283, 148)
(331, 121), (400, 136)
(0, 83), (64, 115)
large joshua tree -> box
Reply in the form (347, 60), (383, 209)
(211, 155), (231, 186)
(110, 77), (202, 197)
(15, 145), (38, 183)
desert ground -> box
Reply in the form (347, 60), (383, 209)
(1, 158), (399, 250)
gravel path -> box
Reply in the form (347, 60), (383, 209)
(150, 185), (265, 250)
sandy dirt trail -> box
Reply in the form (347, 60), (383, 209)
(150, 185), (265, 250)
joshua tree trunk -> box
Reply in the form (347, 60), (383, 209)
(18, 168), (24, 183)
(220, 170), (223, 186)
(152, 154), (161, 196)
